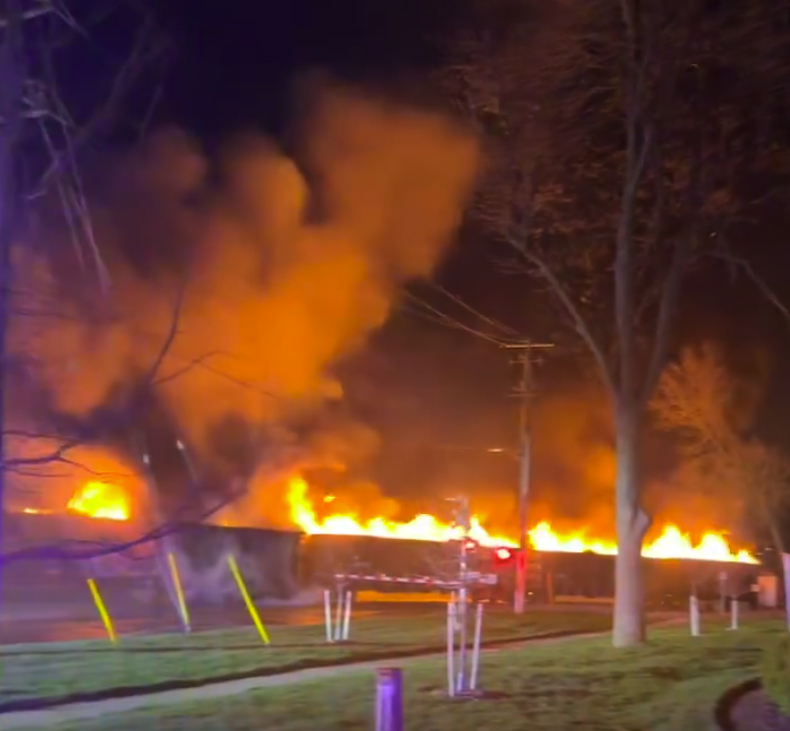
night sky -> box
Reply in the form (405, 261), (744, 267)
(43, 0), (790, 539)
(150, 0), (533, 495)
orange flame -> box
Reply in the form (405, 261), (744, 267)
(287, 476), (757, 564)
(67, 481), (130, 522)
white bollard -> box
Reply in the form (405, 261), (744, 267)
(446, 597), (456, 697)
(342, 590), (353, 641)
(324, 589), (334, 643)
(456, 589), (468, 693)
(689, 595), (701, 637)
(470, 602), (484, 691)
(334, 589), (344, 641)
(730, 598), (739, 630)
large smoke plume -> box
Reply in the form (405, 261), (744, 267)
(8, 83), (479, 520)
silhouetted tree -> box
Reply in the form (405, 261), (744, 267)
(441, 0), (790, 644)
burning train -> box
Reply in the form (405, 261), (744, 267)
(0, 471), (770, 621)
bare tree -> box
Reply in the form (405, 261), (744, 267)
(652, 343), (790, 624)
(0, 2), (168, 601)
(440, 0), (790, 644)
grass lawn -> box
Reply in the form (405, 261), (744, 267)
(51, 618), (779, 731)
(0, 608), (610, 708)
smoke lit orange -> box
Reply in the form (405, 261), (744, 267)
(287, 476), (757, 564)
(67, 481), (129, 522)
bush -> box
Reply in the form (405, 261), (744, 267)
(762, 634), (790, 716)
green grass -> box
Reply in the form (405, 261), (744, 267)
(762, 631), (790, 714)
(0, 608), (609, 707)
(51, 619), (779, 731)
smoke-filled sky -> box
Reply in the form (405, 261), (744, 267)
(7, 0), (790, 540)
(8, 83), (479, 520)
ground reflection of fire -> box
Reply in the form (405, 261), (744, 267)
(66, 481), (130, 522)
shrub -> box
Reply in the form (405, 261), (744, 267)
(762, 634), (790, 716)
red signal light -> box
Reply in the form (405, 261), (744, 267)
(494, 547), (514, 562)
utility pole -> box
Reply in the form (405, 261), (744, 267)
(504, 340), (553, 614)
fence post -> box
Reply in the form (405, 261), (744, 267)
(375, 668), (403, 731)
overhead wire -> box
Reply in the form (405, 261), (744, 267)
(400, 288), (524, 348)
(428, 282), (520, 337)
(401, 291), (513, 346)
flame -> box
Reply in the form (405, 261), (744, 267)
(528, 521), (757, 563)
(21, 507), (51, 515)
(67, 481), (130, 522)
(286, 476), (757, 564)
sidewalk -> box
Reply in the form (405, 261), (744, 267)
(0, 626), (624, 730)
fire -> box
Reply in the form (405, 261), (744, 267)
(528, 521), (757, 563)
(287, 476), (757, 564)
(67, 481), (130, 522)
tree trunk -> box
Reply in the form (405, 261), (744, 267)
(612, 403), (650, 647)
(0, 1), (26, 623)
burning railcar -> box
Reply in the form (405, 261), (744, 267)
(300, 533), (764, 608)
(1, 508), (770, 624)
(1, 511), (302, 619)
(513, 548), (762, 609)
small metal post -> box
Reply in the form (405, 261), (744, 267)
(730, 598), (739, 630)
(375, 668), (404, 731)
(342, 590), (353, 641)
(470, 602), (484, 691)
(324, 589), (333, 643)
(334, 587), (344, 641)
(689, 594), (700, 637)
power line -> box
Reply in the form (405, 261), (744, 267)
(428, 283), (519, 337)
(401, 291), (515, 347)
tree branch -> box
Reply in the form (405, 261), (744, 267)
(706, 251), (790, 329)
(508, 238), (615, 395)
(639, 233), (692, 405)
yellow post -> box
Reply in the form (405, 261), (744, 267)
(167, 552), (191, 633)
(227, 554), (270, 644)
(87, 578), (117, 645)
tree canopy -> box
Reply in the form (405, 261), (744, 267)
(652, 343), (790, 554)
